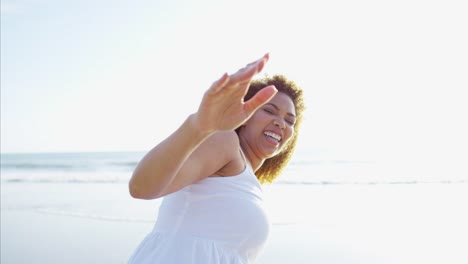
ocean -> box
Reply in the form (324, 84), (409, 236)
(1, 150), (466, 185)
(1, 151), (468, 185)
(1, 151), (141, 184)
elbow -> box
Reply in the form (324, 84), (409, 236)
(128, 180), (143, 199)
(128, 178), (162, 200)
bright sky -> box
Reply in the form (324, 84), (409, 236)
(2, 0), (467, 173)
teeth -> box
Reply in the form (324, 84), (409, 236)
(264, 131), (281, 142)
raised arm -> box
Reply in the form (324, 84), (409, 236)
(128, 54), (277, 200)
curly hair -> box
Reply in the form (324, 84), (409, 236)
(236, 74), (305, 184)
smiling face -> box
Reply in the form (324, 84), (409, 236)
(238, 92), (296, 160)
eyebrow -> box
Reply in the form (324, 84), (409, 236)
(265, 103), (296, 118)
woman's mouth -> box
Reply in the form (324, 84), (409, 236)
(264, 131), (282, 145)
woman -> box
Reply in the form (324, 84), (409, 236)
(128, 53), (305, 263)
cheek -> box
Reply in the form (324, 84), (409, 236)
(283, 127), (295, 144)
(246, 112), (270, 128)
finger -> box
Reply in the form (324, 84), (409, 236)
(237, 64), (259, 84)
(235, 54), (268, 85)
(229, 54), (269, 84)
(208, 72), (230, 94)
(255, 53), (269, 73)
(249, 53), (269, 74)
(245, 53), (269, 68)
(228, 61), (261, 85)
(244, 85), (278, 114)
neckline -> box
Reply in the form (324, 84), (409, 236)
(206, 148), (262, 188)
(204, 163), (263, 190)
(204, 168), (263, 190)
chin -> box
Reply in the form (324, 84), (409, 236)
(259, 143), (286, 159)
(266, 149), (282, 158)
(272, 145), (288, 157)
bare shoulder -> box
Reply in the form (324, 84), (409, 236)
(207, 130), (240, 150)
(200, 130), (240, 161)
(159, 130), (240, 195)
(182, 130), (241, 174)
(206, 131), (246, 177)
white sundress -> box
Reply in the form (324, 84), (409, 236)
(128, 149), (270, 263)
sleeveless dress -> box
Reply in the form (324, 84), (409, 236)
(128, 149), (270, 264)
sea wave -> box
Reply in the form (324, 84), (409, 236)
(0, 170), (131, 184)
(3, 176), (466, 185)
(35, 208), (153, 223)
(0, 151), (143, 172)
(1, 161), (137, 171)
(2, 152), (467, 185)
(4, 178), (124, 184)
(275, 179), (468, 185)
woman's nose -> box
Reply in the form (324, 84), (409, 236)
(273, 118), (285, 129)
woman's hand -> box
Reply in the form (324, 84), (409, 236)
(193, 53), (278, 134)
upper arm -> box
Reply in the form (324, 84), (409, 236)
(158, 130), (239, 197)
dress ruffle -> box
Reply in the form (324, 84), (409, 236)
(128, 231), (248, 264)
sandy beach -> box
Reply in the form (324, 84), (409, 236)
(2, 182), (468, 264)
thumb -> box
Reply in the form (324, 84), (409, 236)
(244, 85), (278, 114)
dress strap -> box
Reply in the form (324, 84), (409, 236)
(239, 147), (251, 170)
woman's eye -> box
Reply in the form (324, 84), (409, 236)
(264, 109), (274, 114)
(286, 120), (295, 126)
